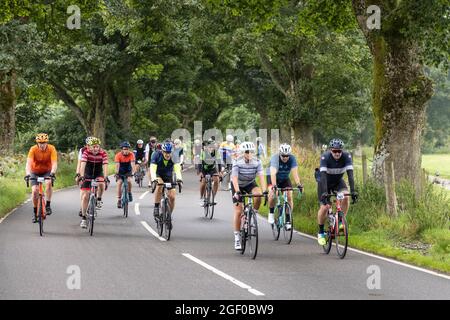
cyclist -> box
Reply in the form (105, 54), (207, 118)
(75, 137), (93, 217)
(145, 136), (158, 187)
(231, 142), (267, 250)
(193, 138), (203, 175)
(256, 137), (267, 161)
(316, 138), (358, 245)
(115, 141), (136, 208)
(173, 138), (185, 170)
(198, 139), (222, 207)
(134, 139), (146, 183)
(150, 141), (183, 220)
(25, 133), (58, 223)
(78, 137), (109, 229)
(267, 144), (303, 230)
(219, 134), (235, 170)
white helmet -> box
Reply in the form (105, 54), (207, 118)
(137, 139), (144, 144)
(279, 143), (291, 155)
(240, 141), (256, 152)
(226, 134), (234, 142)
(174, 138), (181, 145)
(194, 139), (200, 145)
(256, 137), (262, 142)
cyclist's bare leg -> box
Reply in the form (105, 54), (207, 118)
(317, 205), (328, 225)
(154, 178), (164, 204)
(45, 179), (52, 201)
(212, 175), (219, 196)
(233, 203), (243, 232)
(31, 185), (39, 207)
(200, 177), (206, 198)
(251, 187), (262, 210)
(340, 189), (349, 214)
(127, 176), (132, 193)
(167, 189), (176, 212)
(117, 179), (123, 199)
(287, 190), (293, 210)
(268, 185), (275, 208)
(81, 190), (90, 217)
(97, 182), (105, 199)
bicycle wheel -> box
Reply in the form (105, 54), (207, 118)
(271, 207), (280, 240)
(240, 213), (247, 254)
(163, 198), (172, 241)
(282, 203), (293, 244)
(248, 209), (258, 259)
(209, 191), (215, 220)
(157, 200), (164, 236)
(38, 196), (43, 236)
(88, 197), (95, 236)
(335, 212), (348, 259)
(122, 180), (128, 218)
(204, 185), (210, 218)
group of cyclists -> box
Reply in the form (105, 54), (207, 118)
(25, 132), (358, 251)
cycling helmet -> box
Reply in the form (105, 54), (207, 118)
(156, 143), (162, 150)
(137, 139), (144, 145)
(256, 137), (262, 142)
(35, 133), (49, 143)
(279, 143), (291, 155)
(329, 138), (344, 150)
(86, 136), (101, 146)
(194, 139), (200, 145)
(161, 142), (173, 153)
(174, 138), (181, 145)
(240, 141), (256, 152)
(226, 134), (234, 142)
(120, 141), (131, 149)
(235, 139), (241, 145)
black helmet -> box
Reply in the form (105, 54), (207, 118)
(120, 141), (131, 149)
(329, 138), (344, 150)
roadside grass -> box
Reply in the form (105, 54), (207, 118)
(0, 151), (116, 219)
(422, 154), (450, 179)
(258, 149), (450, 274)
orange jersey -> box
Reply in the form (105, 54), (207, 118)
(28, 144), (58, 174)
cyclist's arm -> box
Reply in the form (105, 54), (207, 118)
(231, 175), (239, 193)
(270, 166), (278, 187)
(347, 169), (355, 193)
(51, 160), (58, 175)
(80, 161), (87, 177)
(25, 157), (32, 176)
(115, 162), (120, 175)
(150, 163), (157, 181)
(291, 166), (300, 185)
(50, 146), (58, 174)
(174, 163), (182, 181)
(319, 171), (328, 197)
(103, 163), (108, 179)
(259, 172), (267, 193)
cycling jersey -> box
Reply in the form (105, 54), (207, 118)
(219, 141), (235, 165)
(198, 149), (222, 173)
(150, 150), (182, 182)
(81, 148), (108, 178)
(318, 151), (355, 200)
(27, 144), (58, 174)
(231, 157), (263, 188)
(172, 147), (184, 163)
(115, 152), (135, 175)
(145, 142), (157, 166)
(78, 147), (88, 161)
(266, 153), (298, 182)
(133, 147), (146, 162)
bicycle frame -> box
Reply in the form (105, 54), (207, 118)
(152, 181), (181, 240)
(26, 176), (53, 236)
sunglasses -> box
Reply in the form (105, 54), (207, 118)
(163, 151), (172, 155)
(281, 154), (289, 158)
(331, 149), (342, 154)
(244, 150), (254, 154)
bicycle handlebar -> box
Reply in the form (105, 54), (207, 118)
(25, 176), (55, 188)
(151, 181), (182, 194)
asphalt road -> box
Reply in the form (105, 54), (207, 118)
(1, 167), (449, 300)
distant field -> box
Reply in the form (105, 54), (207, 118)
(422, 154), (450, 179)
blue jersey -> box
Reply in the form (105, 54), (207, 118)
(319, 151), (353, 186)
(267, 154), (298, 181)
(151, 150), (175, 179)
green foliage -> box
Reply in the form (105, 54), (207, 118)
(215, 105), (260, 132)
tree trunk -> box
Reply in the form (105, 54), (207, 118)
(292, 119), (313, 150)
(370, 37), (433, 195)
(279, 126), (291, 144)
(91, 88), (107, 144)
(0, 70), (16, 155)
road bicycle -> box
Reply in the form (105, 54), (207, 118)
(203, 173), (218, 219)
(117, 173), (133, 218)
(151, 180), (182, 240)
(82, 177), (108, 236)
(322, 192), (351, 259)
(271, 187), (302, 244)
(135, 160), (146, 188)
(25, 175), (55, 236)
(239, 193), (267, 259)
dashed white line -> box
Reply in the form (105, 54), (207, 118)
(139, 191), (149, 200)
(257, 213), (450, 280)
(135, 203), (140, 215)
(182, 253), (265, 296)
(140, 221), (166, 241)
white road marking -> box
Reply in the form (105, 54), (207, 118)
(140, 221), (166, 241)
(139, 191), (149, 200)
(182, 253), (265, 296)
(135, 203), (140, 215)
(257, 213), (450, 280)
